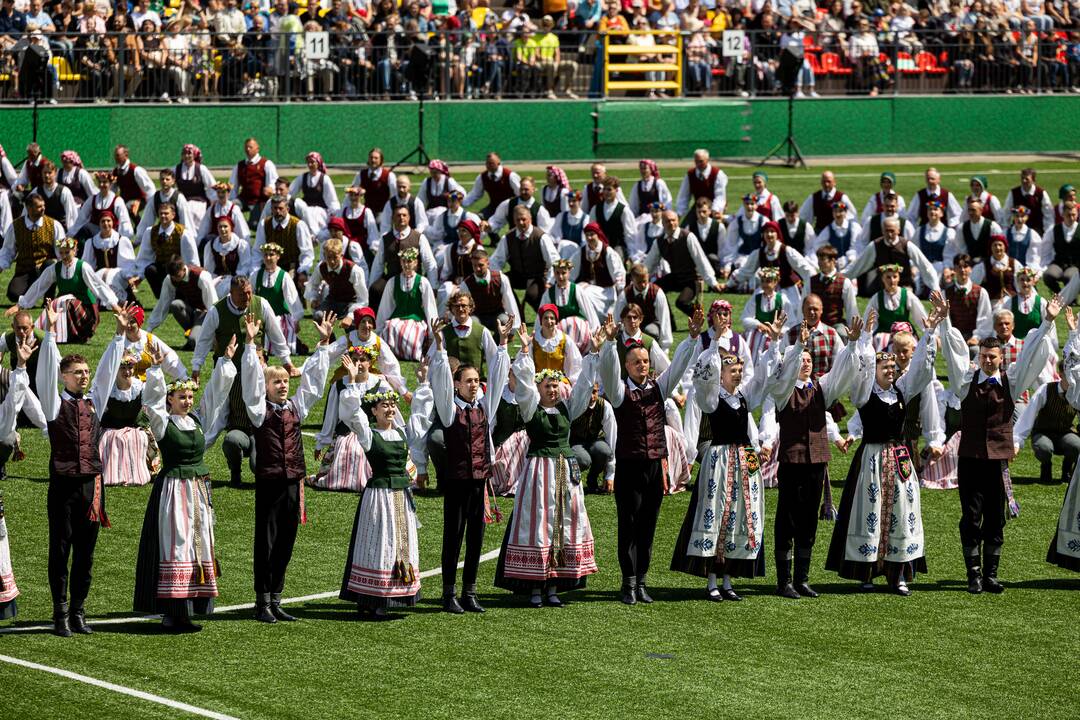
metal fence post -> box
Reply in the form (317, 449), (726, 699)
(118, 35), (125, 103)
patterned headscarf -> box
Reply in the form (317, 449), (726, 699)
(708, 299), (732, 322)
(306, 151), (327, 174)
(639, 159), (659, 179)
(547, 165), (569, 189)
(890, 321), (914, 334)
(428, 159), (450, 176)
(60, 150), (83, 167)
(181, 144), (202, 163)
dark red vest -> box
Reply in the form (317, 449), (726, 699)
(759, 244), (801, 289)
(810, 273), (847, 326)
(1011, 185), (1046, 232)
(360, 167), (392, 215)
(254, 400), (307, 480)
(320, 259), (356, 303)
(612, 381), (667, 461)
(237, 157), (268, 205)
(90, 195), (123, 227)
(917, 187), (951, 225)
(981, 259), (1016, 302)
(114, 163), (146, 203)
(811, 190), (844, 232)
(481, 168), (515, 212)
(687, 166), (720, 204)
(48, 397), (103, 476)
(464, 271), (504, 315)
(442, 403), (492, 482)
(946, 283), (982, 340)
(958, 375), (1014, 460)
(25, 158), (47, 188)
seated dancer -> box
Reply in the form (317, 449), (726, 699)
(588, 177), (637, 260)
(570, 381), (617, 495)
(417, 159), (466, 217)
(860, 171), (907, 226)
(435, 218), (483, 314)
(541, 165), (571, 220)
(133, 336), (236, 634)
(644, 210), (722, 320)
(614, 263), (673, 351)
(779, 200), (817, 259)
(68, 171), (135, 242)
(327, 187), (380, 267)
(494, 324), (599, 608)
(242, 312), (333, 624)
(571, 223), (626, 318)
(1010, 266), (1050, 340)
(814, 201), (862, 275)
(320, 217), (371, 276)
(376, 247), (438, 362)
(682, 198), (725, 279)
(368, 204), (439, 310)
(424, 189), (479, 250)
(862, 264), (928, 351)
(1047, 309), (1080, 574)
(720, 194), (769, 279)
(81, 210), (136, 302)
(944, 253), (994, 348)
(825, 297), (948, 596)
(254, 192), (315, 300)
(671, 315), (780, 601)
(727, 219), (817, 315)
(131, 201), (199, 298)
(0, 341), (32, 622)
(145, 259), (219, 351)
(338, 363), (433, 620)
(485, 175), (554, 239)
(377, 174), (428, 236)
(174, 144), (216, 230)
(946, 195), (1003, 267)
(10, 237), (122, 344)
(740, 267), (795, 359)
(961, 175), (1001, 225)
(202, 216), (256, 298)
(119, 305), (187, 381)
(97, 349), (158, 487)
(462, 246), (521, 335)
(628, 159), (673, 218)
(1003, 206), (1039, 267)
(250, 242), (304, 355)
(288, 151), (340, 235)
(305, 236), (367, 324)
(430, 317), (512, 614)
(635, 202), (667, 264)
(531, 304), (583, 399)
(846, 216), (940, 298)
(550, 190), (588, 259)
(331, 307), (409, 400)
(134, 168), (194, 240)
(970, 235), (1022, 311)
(0, 193), (65, 304)
(537, 258), (600, 354)
(489, 205), (559, 314)
(197, 182), (251, 249)
(1015, 362), (1080, 484)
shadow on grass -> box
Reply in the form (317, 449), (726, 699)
(1010, 475), (1068, 486)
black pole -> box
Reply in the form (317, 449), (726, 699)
(32, 96), (39, 143)
(757, 93), (807, 169)
(390, 96), (430, 172)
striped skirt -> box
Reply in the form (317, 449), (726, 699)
(99, 427), (154, 487)
(34, 294), (99, 344)
(382, 318), (430, 362)
(309, 433), (372, 492)
(559, 316), (593, 354)
(492, 429), (529, 496)
(664, 425), (691, 495)
(0, 514), (19, 620)
(494, 455), (598, 592)
(339, 487), (420, 607)
(920, 432), (960, 490)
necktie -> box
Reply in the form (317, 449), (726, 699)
(957, 286), (968, 296)
(455, 324), (469, 332)
(821, 275), (833, 285)
(986, 377), (1000, 386)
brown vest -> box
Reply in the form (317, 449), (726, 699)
(810, 273), (847, 326)
(612, 381), (667, 461)
(777, 379), (831, 464)
(657, 229), (698, 284)
(150, 222), (185, 262)
(958, 375), (1015, 460)
(464, 271), (504, 315)
(505, 226), (547, 277)
(442, 403), (492, 483)
(14, 216), (56, 273)
(320, 259), (357, 303)
(48, 396), (103, 476)
(174, 265), (208, 310)
(946, 283), (983, 340)
(263, 216), (302, 271)
(380, 229), (422, 278)
(873, 237), (913, 286)
(254, 400), (307, 480)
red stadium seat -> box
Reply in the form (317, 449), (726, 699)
(820, 52), (852, 75)
(806, 52), (823, 76)
(916, 51), (947, 75)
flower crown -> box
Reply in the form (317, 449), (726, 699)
(877, 263), (903, 274)
(534, 368), (566, 383)
(57, 236), (78, 250)
(720, 354), (743, 366)
(168, 379), (199, 393)
(347, 344), (379, 361)
(875, 352), (897, 363)
(400, 247), (420, 261)
(362, 389), (399, 406)
(757, 267), (780, 280)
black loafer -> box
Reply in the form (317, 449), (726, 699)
(776, 583), (801, 600)
(706, 589), (723, 602)
(720, 588), (742, 602)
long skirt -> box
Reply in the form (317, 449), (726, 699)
(133, 474), (218, 616)
(559, 316), (593, 355)
(339, 487), (420, 607)
(825, 441), (927, 583)
(760, 447), (779, 488)
(34, 294), (99, 344)
(382, 318), (429, 361)
(576, 283), (618, 319)
(99, 427), (155, 487)
(1047, 463), (1080, 572)
(664, 425), (692, 494)
(492, 429), (528, 496)
(0, 512), (19, 620)
(308, 433), (372, 492)
(494, 454), (598, 592)
(305, 206), (329, 236)
(671, 444), (766, 579)
(920, 431), (960, 490)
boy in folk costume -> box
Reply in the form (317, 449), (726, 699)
(682, 198), (726, 278)
(614, 263), (673, 351)
(971, 235), (1023, 310)
(376, 247), (438, 362)
(12, 236), (123, 344)
(250, 243), (304, 355)
(949, 196), (1002, 268)
(461, 246), (522, 336)
(81, 211), (136, 302)
(134, 168), (194, 240)
(859, 171), (907, 226)
(598, 309), (702, 605)
(288, 151), (340, 235)
(202, 216), (256, 298)
(862, 264), (928, 352)
(571, 222), (626, 317)
(241, 312), (334, 623)
(537, 258), (600, 354)
(0, 193), (64, 304)
(378, 175), (429, 236)
(254, 193), (315, 300)
(351, 147), (398, 219)
(588, 177), (638, 259)
(430, 317), (512, 614)
(779, 200), (816, 259)
(0, 338), (34, 622)
(740, 267), (794, 359)
(637, 202), (667, 264)
(39, 304), (127, 636)
(131, 201), (199, 299)
(305, 236), (368, 324)
(145, 259), (219, 352)
(805, 245), (859, 339)
(32, 161), (78, 231)
(944, 253), (994, 348)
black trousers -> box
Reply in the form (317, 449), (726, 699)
(6, 261), (56, 304)
(507, 272), (545, 314)
(957, 456), (1006, 557)
(145, 262), (169, 298)
(775, 462), (827, 561)
(441, 480), (487, 588)
(368, 276), (390, 313)
(253, 477), (301, 595)
(1043, 263), (1078, 294)
(655, 274), (697, 317)
(47, 474), (101, 606)
(613, 458), (665, 579)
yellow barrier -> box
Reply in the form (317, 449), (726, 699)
(602, 29), (683, 97)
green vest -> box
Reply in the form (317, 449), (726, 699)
(553, 283), (582, 321)
(391, 275), (424, 322)
(524, 403), (572, 458)
(213, 296), (264, 366)
(365, 429), (412, 489)
(444, 321), (485, 374)
(1010, 294), (1042, 340)
(55, 260), (96, 305)
(755, 293), (781, 325)
(158, 418), (209, 478)
(875, 288), (910, 334)
(493, 396), (524, 447)
(255, 267), (288, 317)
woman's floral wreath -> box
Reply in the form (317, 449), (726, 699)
(167, 379), (199, 393)
(348, 344), (379, 362)
(534, 368), (566, 383)
(362, 389), (399, 406)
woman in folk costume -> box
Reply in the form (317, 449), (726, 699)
(970, 234), (1023, 311)
(628, 160), (673, 219)
(175, 144), (216, 231)
(542, 165), (571, 220)
(97, 349), (159, 487)
(740, 266), (794, 360)
(550, 191), (588, 260)
(494, 323), (599, 607)
(288, 152), (340, 235)
(80, 210), (136, 301)
(635, 202), (668, 265)
(133, 337), (237, 633)
(570, 222), (626, 317)
(491, 369), (527, 497)
(203, 216), (256, 298)
(825, 296), (948, 596)
(961, 175), (1002, 225)
(536, 258), (600, 354)
(250, 242), (304, 354)
(12, 237), (123, 344)
(531, 304), (583, 401)
(0, 338), (34, 621)
(332, 307), (410, 399)
(375, 246), (438, 362)
(58, 150), (96, 208)
(119, 305), (189, 382)
(338, 360), (433, 620)
(1044, 307), (1080, 573)
(670, 316), (782, 601)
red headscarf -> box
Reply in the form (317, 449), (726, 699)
(583, 222), (609, 249)
(181, 144), (202, 163)
(353, 306), (376, 325)
(546, 165), (569, 189)
(762, 220), (782, 238)
(327, 216), (347, 233)
(130, 305), (146, 327)
(98, 209), (116, 225)
(458, 219), (481, 241)
(428, 159), (450, 176)
(538, 303), (560, 321)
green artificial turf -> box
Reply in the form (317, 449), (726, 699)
(0, 160), (1078, 719)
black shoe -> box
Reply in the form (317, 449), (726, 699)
(706, 588), (723, 602)
(181, 337), (196, 352)
(635, 579), (654, 604)
(270, 598), (298, 622)
(620, 578), (637, 605)
(893, 582), (912, 597)
(720, 588), (742, 602)
(52, 602), (72, 638)
(776, 583), (801, 600)
(966, 567), (983, 594)
(1062, 462), (1075, 484)
(255, 604), (278, 623)
(794, 582), (819, 598)
(460, 594), (485, 613)
(230, 475), (243, 487)
(69, 607), (92, 634)
(1041, 463), (1053, 483)
(983, 555), (1004, 593)
(294, 339), (311, 356)
(529, 594), (543, 609)
(175, 618), (203, 633)
(443, 595), (465, 614)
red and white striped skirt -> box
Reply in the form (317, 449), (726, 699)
(559, 316), (593, 355)
(492, 429), (529, 496)
(342, 487), (421, 600)
(382, 318), (429, 361)
(34, 294), (99, 344)
(760, 448), (779, 488)
(99, 427), (153, 487)
(664, 425), (691, 495)
(0, 516), (18, 605)
(920, 432), (960, 490)
(309, 434), (372, 492)
(156, 475), (218, 600)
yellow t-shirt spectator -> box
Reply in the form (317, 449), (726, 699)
(532, 32), (560, 62)
(512, 37), (536, 63)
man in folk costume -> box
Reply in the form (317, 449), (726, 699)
(614, 263), (673, 350)
(428, 289), (502, 377)
(202, 216), (256, 298)
(31, 161), (78, 232)
(727, 220), (817, 317)
(305, 236), (367, 324)
(251, 242), (304, 355)
(110, 145), (154, 224)
(945, 195), (1004, 267)
(425, 189), (480, 250)
(814, 201), (862, 275)
(119, 305), (188, 381)
(588, 177), (637, 260)
(197, 182), (251, 248)
(175, 144), (216, 231)
(13, 142), (48, 193)
(570, 381), (618, 495)
(1004, 206), (1040, 267)
(0, 194), (63, 303)
(464, 246), (521, 335)
(1002, 167), (1054, 236)
(683, 197), (726, 278)
(327, 187), (380, 267)
(961, 175), (1002, 226)
(11, 236), (123, 344)
(490, 204), (560, 314)
(859, 171), (907, 226)
(486, 176), (554, 239)
(862, 264), (928, 352)
(1054, 185), (1077, 226)
(1016, 365), (1080, 484)
(350, 147), (397, 219)
(376, 247), (438, 362)
(614, 302), (671, 377)
(907, 167), (962, 229)
(580, 162), (624, 215)
(805, 245), (858, 339)
(740, 267), (794, 359)
(846, 216), (941, 299)
(369, 204), (439, 310)
(550, 190), (588, 259)
(257, 179), (314, 230)
(825, 299), (948, 596)
(644, 209), (722, 320)
(255, 193), (315, 302)
(971, 235), (1023, 311)
(462, 152), (521, 221)
(768, 310), (863, 599)
(939, 292), (1061, 594)
(856, 191), (914, 258)
(417, 159), (466, 214)
(799, 171), (856, 234)
(779, 199), (816, 259)
(674, 149), (728, 218)
(145, 259), (219, 351)
(571, 222), (625, 317)
(598, 308), (703, 604)
(430, 316), (512, 614)
(131, 202), (198, 299)
(436, 218), (484, 314)
(68, 171), (134, 242)
(134, 168), (194, 240)
(1010, 267), (1051, 340)
(38, 303), (127, 636)
(628, 159), (672, 218)
(786, 294), (845, 379)
(538, 258), (600, 353)
(287, 151), (340, 236)
(541, 165), (571, 219)
(241, 312), (334, 623)
(0, 309), (44, 403)
(229, 137), (279, 226)
(377, 175), (428, 236)
(719, 194), (770, 280)
(1036, 200), (1079, 293)
(0, 339), (34, 621)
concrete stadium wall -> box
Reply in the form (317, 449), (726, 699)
(0, 95), (1076, 168)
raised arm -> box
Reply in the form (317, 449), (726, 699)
(200, 356), (238, 448)
(658, 310), (703, 398)
(339, 382), (374, 451)
(820, 314), (868, 406)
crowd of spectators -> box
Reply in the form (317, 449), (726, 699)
(0, 0), (1078, 102)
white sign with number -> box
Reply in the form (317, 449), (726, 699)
(304, 31), (329, 60)
(722, 30), (745, 59)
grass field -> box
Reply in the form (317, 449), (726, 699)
(1, 159), (1078, 720)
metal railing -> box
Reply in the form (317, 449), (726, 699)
(0, 28), (1075, 104)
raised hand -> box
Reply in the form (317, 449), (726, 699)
(687, 305), (705, 339)
(14, 335), (35, 368)
(341, 353), (359, 382)
(44, 299), (59, 333)
(1066, 306), (1077, 333)
(244, 313), (262, 343)
(1046, 293), (1065, 322)
(431, 317), (449, 349)
(516, 321), (532, 353)
(848, 313), (865, 342)
(313, 311), (337, 346)
(416, 356), (430, 384)
(602, 312), (618, 341)
(146, 343), (166, 367)
(114, 303), (131, 335)
(799, 321), (810, 345)
(3, 305), (19, 318)
(497, 316), (514, 346)
(223, 333), (239, 361)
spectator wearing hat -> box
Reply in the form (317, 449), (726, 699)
(251, 241), (304, 355)
(972, 234), (1024, 311)
(203, 216), (256, 298)
(132, 202), (198, 298)
(1003, 167), (1055, 236)
(463, 245), (521, 334)
(425, 188), (480, 248)
(461, 152), (521, 221)
(376, 246), (437, 362)
(675, 149), (728, 218)
(68, 171), (135, 242)
(549, 190), (588, 258)
(322, 188), (380, 266)
(229, 137), (279, 227)
(306, 236), (368, 324)
(860, 172), (908, 227)
(0, 193), (64, 304)
(1037, 201), (1080, 291)
(947, 194), (1004, 267)
(862, 263), (928, 351)
(614, 262), (673, 351)
(628, 160), (672, 220)
(961, 175), (1002, 225)
(144, 258), (218, 350)
(80, 210), (136, 302)
(378, 174), (428, 236)
(1054, 185), (1077, 226)
(417, 159), (466, 213)
(288, 151), (340, 236)
(799, 171), (856, 235)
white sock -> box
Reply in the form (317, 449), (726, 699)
(722, 575), (733, 591)
(707, 573), (718, 591)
